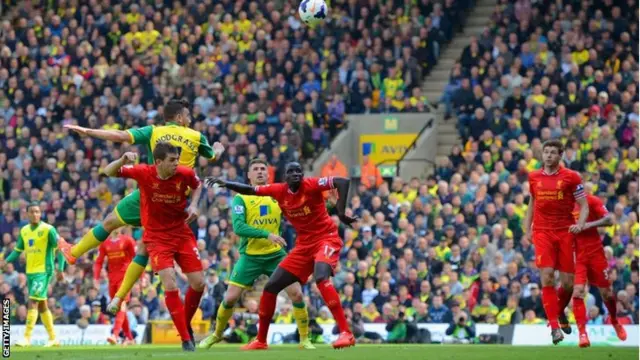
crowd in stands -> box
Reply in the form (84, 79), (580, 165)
(429, 0), (639, 331)
(0, 0), (470, 331)
(0, 0), (638, 344)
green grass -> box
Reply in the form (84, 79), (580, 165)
(8, 344), (639, 360)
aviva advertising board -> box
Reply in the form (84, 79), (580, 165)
(359, 133), (418, 165)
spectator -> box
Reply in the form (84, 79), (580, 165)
(315, 306), (335, 325)
(428, 295), (452, 323)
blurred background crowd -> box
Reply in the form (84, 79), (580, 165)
(0, 0), (638, 344)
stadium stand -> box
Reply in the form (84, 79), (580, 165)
(0, 0), (637, 346)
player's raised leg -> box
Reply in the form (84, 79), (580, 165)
(600, 285), (627, 341)
(242, 267), (299, 350)
(284, 283), (314, 349)
(59, 210), (125, 264)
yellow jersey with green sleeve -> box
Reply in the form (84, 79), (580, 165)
(232, 194), (283, 256)
(12, 222), (65, 274)
(126, 122), (215, 168)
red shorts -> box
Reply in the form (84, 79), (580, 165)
(108, 277), (131, 302)
(143, 232), (203, 273)
(278, 236), (342, 284)
(533, 229), (575, 273)
(575, 242), (610, 288)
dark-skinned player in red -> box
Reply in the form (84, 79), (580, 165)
(206, 162), (357, 350)
(523, 139), (589, 345)
(568, 190), (627, 347)
(93, 228), (136, 345)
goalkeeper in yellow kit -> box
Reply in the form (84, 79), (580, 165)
(4, 203), (65, 347)
(199, 159), (314, 349)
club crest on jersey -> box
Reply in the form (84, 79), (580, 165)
(176, 181), (182, 191)
(38, 231), (43, 237)
(152, 183), (160, 189)
(556, 180), (564, 189)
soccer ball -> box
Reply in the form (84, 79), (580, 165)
(298, 0), (328, 26)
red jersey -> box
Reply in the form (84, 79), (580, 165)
(118, 164), (201, 234)
(93, 235), (136, 282)
(255, 177), (338, 244)
(529, 167), (585, 230)
(573, 194), (608, 250)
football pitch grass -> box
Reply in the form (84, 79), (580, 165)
(9, 344), (639, 360)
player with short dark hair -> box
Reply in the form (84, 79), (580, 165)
(523, 139), (589, 344)
(4, 202), (65, 347)
(207, 162), (357, 350)
(61, 99), (224, 314)
(103, 142), (204, 352)
(569, 190), (627, 347)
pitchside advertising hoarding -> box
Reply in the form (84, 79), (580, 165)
(10, 325), (147, 346)
(8, 324), (638, 346)
(511, 325), (638, 347)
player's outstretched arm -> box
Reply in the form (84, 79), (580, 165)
(584, 213), (615, 230)
(103, 152), (138, 177)
(333, 177), (358, 226)
(205, 178), (256, 195)
(65, 125), (133, 143)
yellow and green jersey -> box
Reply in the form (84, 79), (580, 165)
(7, 222), (65, 274)
(231, 194), (282, 256)
(126, 122), (215, 168)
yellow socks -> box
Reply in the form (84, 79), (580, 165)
(292, 302), (309, 341)
(40, 310), (56, 340)
(25, 309), (38, 339)
(214, 302), (235, 337)
(115, 255), (148, 299)
(71, 224), (110, 258)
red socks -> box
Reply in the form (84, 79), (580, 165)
(542, 286), (560, 329)
(113, 311), (126, 337)
(572, 297), (587, 332)
(165, 289), (191, 341)
(317, 279), (350, 333)
(184, 287), (204, 324)
(605, 297), (619, 324)
(557, 286), (572, 319)
(257, 291), (277, 343)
